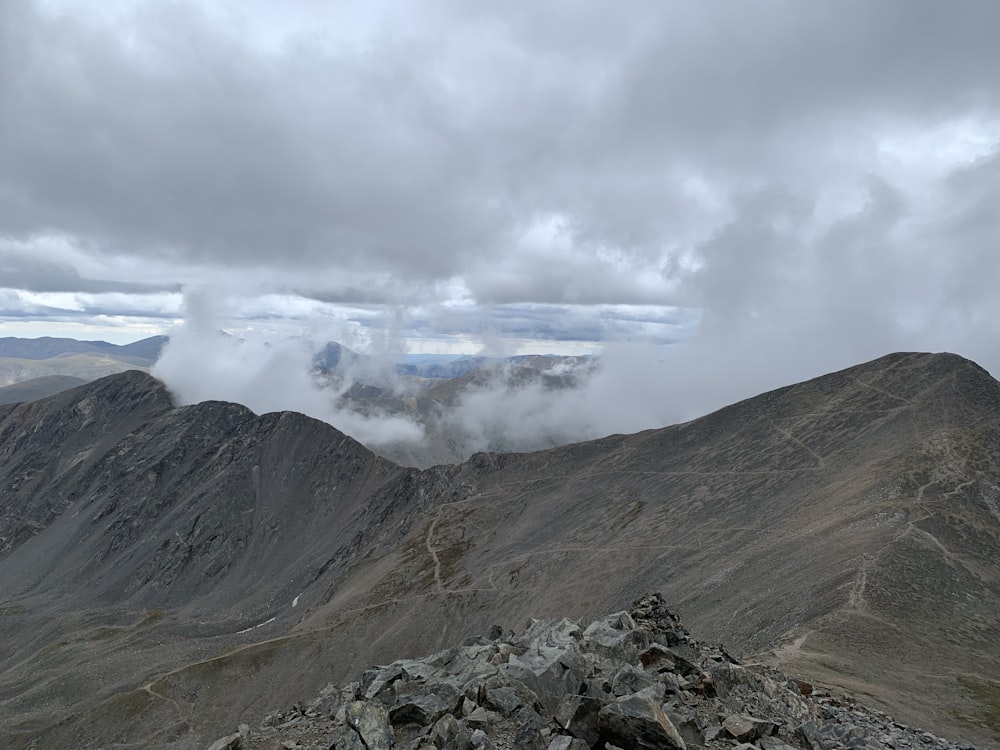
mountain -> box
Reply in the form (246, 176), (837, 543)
(0, 352), (998, 749)
(0, 375), (88, 405)
(0, 335), (168, 389)
(0, 335), (167, 364)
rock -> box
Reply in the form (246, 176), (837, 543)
(722, 714), (775, 742)
(362, 665), (405, 702)
(470, 728), (495, 750)
(205, 731), (243, 750)
(391, 692), (452, 726)
(227, 595), (979, 750)
(513, 722), (546, 750)
(483, 686), (523, 717)
(598, 687), (686, 750)
(583, 612), (649, 663)
(797, 720), (823, 750)
(431, 713), (472, 750)
(346, 700), (394, 750)
(663, 707), (704, 749)
(482, 675), (541, 717)
(334, 723), (367, 750)
(306, 682), (343, 718)
(555, 694), (604, 745)
(507, 620), (587, 714)
(466, 706), (489, 727)
(610, 664), (661, 697)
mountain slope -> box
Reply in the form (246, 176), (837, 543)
(0, 374), (88, 404)
(0, 352), (998, 748)
(0, 335), (166, 388)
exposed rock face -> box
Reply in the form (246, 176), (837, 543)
(217, 596), (978, 750)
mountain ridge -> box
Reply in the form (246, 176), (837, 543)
(1, 351), (998, 748)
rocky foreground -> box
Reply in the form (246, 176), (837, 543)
(205, 595), (978, 750)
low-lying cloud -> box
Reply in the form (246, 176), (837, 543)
(152, 289), (425, 448)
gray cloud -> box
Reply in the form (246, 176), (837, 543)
(0, 251), (178, 294)
(2, 1), (996, 305)
(2, 0), (999, 444)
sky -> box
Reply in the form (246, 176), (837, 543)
(1, 1), (999, 435)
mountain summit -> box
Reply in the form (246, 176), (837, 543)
(0, 352), (998, 748)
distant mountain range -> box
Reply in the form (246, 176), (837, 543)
(0, 334), (168, 363)
(0, 352), (998, 748)
(0, 335), (167, 388)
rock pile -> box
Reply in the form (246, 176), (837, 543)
(209, 595), (977, 750)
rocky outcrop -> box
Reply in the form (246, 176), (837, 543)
(209, 595), (978, 750)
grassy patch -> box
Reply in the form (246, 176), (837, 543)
(956, 676), (1000, 740)
(138, 609), (165, 627)
(88, 626), (127, 641)
(0, 602), (26, 616)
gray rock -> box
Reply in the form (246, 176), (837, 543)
(555, 694), (604, 746)
(663, 707), (704, 749)
(466, 706), (489, 727)
(391, 692), (451, 726)
(513, 730), (545, 750)
(363, 665), (405, 702)
(582, 612), (651, 663)
(797, 720), (823, 750)
(333, 724), (367, 750)
(483, 686), (523, 717)
(431, 713), (472, 750)
(506, 620), (587, 715)
(470, 728), (495, 750)
(482, 675), (541, 717)
(598, 686), (686, 750)
(723, 714), (775, 742)
(346, 700), (395, 750)
(233, 596), (980, 750)
(610, 664), (661, 697)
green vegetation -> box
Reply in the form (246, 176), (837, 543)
(0, 602), (26, 616)
(956, 676), (1000, 740)
(138, 609), (165, 627)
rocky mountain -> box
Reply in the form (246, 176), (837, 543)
(206, 594), (978, 750)
(0, 352), (998, 749)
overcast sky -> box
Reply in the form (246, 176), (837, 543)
(1, 1), (998, 414)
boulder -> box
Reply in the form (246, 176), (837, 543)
(597, 687), (686, 750)
(431, 713), (472, 750)
(722, 713), (775, 742)
(555, 694), (604, 746)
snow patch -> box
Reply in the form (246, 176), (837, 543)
(236, 616), (276, 634)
